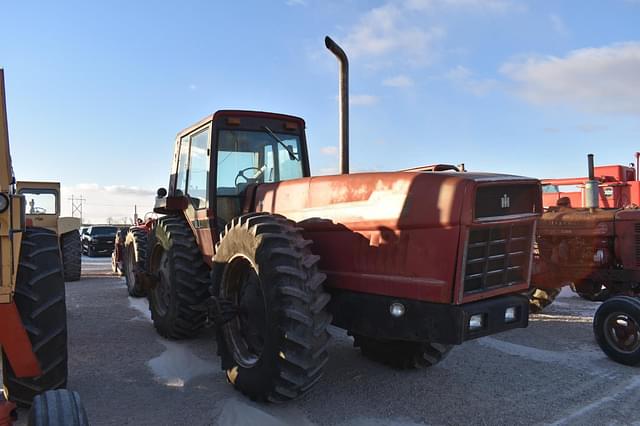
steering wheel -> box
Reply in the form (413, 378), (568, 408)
(235, 167), (264, 186)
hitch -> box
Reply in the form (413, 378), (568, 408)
(192, 296), (238, 327)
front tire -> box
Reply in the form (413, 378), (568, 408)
(123, 228), (148, 297)
(213, 213), (331, 402)
(60, 231), (81, 282)
(146, 216), (210, 339)
(28, 389), (89, 426)
(2, 228), (68, 407)
(353, 335), (452, 369)
(593, 296), (640, 366)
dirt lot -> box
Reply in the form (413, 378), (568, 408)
(7, 256), (639, 425)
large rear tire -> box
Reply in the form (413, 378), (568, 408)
(28, 389), (89, 426)
(123, 228), (148, 297)
(2, 228), (68, 407)
(147, 216), (210, 339)
(593, 296), (640, 366)
(213, 213), (331, 402)
(353, 335), (452, 369)
(528, 287), (562, 313)
(60, 232), (81, 282)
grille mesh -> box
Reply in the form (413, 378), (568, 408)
(463, 223), (533, 293)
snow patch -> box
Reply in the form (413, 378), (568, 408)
(550, 375), (640, 425)
(128, 296), (152, 322)
(476, 337), (615, 377)
(147, 340), (216, 388)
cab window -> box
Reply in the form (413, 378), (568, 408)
(216, 129), (302, 196)
(175, 135), (190, 196)
(20, 189), (58, 215)
(187, 129), (210, 208)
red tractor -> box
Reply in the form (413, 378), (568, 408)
(127, 37), (542, 401)
(531, 154), (640, 366)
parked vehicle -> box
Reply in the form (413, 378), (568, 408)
(18, 181), (82, 281)
(127, 37), (542, 402)
(530, 154), (640, 365)
(81, 225), (117, 257)
(0, 69), (88, 423)
(111, 226), (130, 275)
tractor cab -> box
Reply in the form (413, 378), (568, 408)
(155, 110), (310, 261)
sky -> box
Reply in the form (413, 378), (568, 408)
(1, 0), (640, 223)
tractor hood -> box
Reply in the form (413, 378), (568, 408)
(251, 171), (540, 229)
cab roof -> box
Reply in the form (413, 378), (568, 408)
(176, 110), (306, 139)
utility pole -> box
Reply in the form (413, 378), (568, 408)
(69, 195), (85, 222)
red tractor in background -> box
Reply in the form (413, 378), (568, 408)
(125, 37), (542, 402)
(541, 152), (640, 209)
(530, 154), (640, 366)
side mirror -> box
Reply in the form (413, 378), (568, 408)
(157, 187), (167, 198)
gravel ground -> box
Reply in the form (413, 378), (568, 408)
(7, 256), (639, 425)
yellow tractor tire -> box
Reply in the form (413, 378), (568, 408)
(2, 228), (68, 407)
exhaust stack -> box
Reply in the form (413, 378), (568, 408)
(584, 153), (599, 210)
(325, 36), (349, 174)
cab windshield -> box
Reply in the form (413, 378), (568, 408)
(216, 129), (303, 196)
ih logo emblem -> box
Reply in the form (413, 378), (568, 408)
(501, 194), (510, 209)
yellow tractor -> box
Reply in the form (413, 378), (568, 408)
(0, 70), (88, 424)
(17, 181), (82, 282)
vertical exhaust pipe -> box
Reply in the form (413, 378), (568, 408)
(635, 152), (640, 181)
(325, 36), (349, 174)
(584, 153), (599, 210)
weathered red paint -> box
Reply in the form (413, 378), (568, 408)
(0, 399), (16, 426)
(533, 206), (640, 290)
(157, 110), (540, 310)
(0, 302), (41, 378)
(252, 171), (536, 304)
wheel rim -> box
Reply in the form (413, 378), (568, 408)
(152, 249), (171, 317)
(603, 311), (640, 354)
(125, 245), (136, 289)
(222, 255), (267, 368)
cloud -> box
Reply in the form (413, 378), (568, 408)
(446, 65), (497, 95)
(501, 42), (640, 115)
(188, 84), (197, 90)
(320, 146), (338, 155)
(342, 3), (445, 65)
(549, 14), (569, 36)
(61, 183), (155, 224)
(350, 94), (379, 106)
(383, 74), (414, 87)
(405, 0), (522, 13)
(286, 0), (306, 5)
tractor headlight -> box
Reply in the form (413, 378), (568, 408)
(0, 193), (9, 213)
(468, 314), (484, 331)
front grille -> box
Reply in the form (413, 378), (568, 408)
(635, 223), (640, 266)
(475, 184), (541, 219)
(463, 223), (533, 293)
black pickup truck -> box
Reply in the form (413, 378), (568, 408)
(81, 225), (118, 257)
